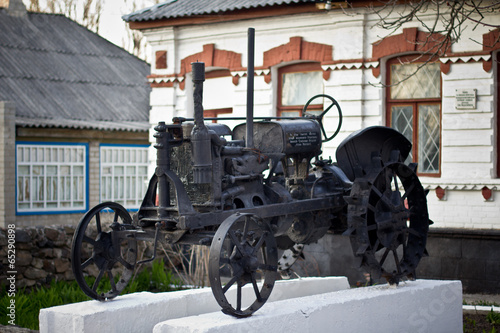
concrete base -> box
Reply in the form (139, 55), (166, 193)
(154, 280), (463, 333)
(39, 276), (349, 333)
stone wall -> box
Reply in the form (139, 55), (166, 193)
(3, 224), (499, 293)
(417, 228), (500, 293)
(0, 225), (165, 289)
(297, 230), (500, 294)
(0, 225), (75, 288)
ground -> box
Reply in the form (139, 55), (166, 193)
(463, 293), (500, 333)
(463, 312), (498, 332)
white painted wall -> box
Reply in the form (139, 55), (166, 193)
(141, 5), (500, 230)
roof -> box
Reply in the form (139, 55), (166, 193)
(123, 0), (316, 22)
(0, 10), (151, 132)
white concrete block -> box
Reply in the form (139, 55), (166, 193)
(154, 280), (462, 333)
(39, 276), (349, 333)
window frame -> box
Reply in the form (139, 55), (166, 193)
(204, 108), (233, 123)
(386, 55), (442, 177)
(15, 141), (89, 215)
(277, 62), (323, 117)
(99, 144), (150, 211)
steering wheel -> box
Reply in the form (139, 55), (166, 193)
(302, 94), (343, 143)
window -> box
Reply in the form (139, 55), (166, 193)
(278, 63), (323, 117)
(16, 143), (88, 213)
(387, 56), (441, 175)
(100, 145), (149, 209)
(204, 108), (233, 123)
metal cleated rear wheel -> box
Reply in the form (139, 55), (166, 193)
(71, 202), (137, 301)
(346, 153), (430, 285)
(209, 213), (278, 317)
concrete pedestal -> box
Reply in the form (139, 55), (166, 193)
(39, 276), (349, 333)
(40, 278), (462, 333)
(154, 280), (462, 333)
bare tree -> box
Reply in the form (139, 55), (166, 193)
(28, 0), (41, 12)
(82, 0), (103, 33)
(123, 0), (162, 59)
(27, 0), (104, 33)
(371, 0), (499, 52)
(343, 0), (500, 84)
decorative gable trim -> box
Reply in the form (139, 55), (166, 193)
(262, 36), (333, 81)
(180, 44), (243, 76)
(263, 36), (333, 67)
(482, 28), (500, 72)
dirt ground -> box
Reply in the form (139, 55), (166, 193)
(463, 312), (498, 332)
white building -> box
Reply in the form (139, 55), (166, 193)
(125, 0), (500, 292)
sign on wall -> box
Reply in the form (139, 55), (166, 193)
(455, 89), (477, 109)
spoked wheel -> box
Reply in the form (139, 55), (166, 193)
(347, 156), (430, 285)
(71, 202), (137, 301)
(209, 213), (278, 317)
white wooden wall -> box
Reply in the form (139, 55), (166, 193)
(141, 6), (500, 229)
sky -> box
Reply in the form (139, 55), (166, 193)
(22, 0), (158, 60)
(99, 0), (156, 50)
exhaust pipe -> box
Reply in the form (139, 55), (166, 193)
(246, 28), (255, 149)
(190, 62), (212, 183)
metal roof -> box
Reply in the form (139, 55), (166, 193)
(0, 10), (151, 132)
(123, 0), (316, 22)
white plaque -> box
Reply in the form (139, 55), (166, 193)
(455, 89), (476, 109)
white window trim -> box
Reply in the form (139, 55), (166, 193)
(16, 142), (88, 214)
(99, 144), (149, 210)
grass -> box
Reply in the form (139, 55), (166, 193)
(464, 300), (500, 307)
(0, 259), (183, 330)
(463, 310), (499, 333)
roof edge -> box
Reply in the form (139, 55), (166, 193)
(16, 117), (150, 132)
(127, 2), (322, 30)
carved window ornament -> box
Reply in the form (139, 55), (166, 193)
(263, 36), (333, 82)
(372, 27), (499, 77)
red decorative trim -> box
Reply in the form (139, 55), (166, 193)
(264, 73), (271, 84)
(147, 73), (178, 79)
(323, 69), (331, 81)
(482, 186), (493, 201)
(372, 28), (449, 60)
(205, 69), (231, 79)
(148, 28), (498, 87)
(435, 186), (446, 200)
(322, 58), (366, 66)
(180, 44), (242, 76)
(232, 75), (240, 86)
(440, 62), (451, 75)
(155, 50), (167, 69)
(483, 60), (492, 72)
(263, 36), (333, 66)
(483, 28), (500, 52)
(150, 81), (174, 88)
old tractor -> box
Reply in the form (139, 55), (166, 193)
(71, 53), (430, 318)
